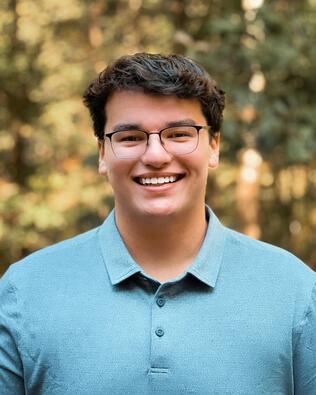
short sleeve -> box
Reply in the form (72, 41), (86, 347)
(293, 280), (316, 394)
(0, 268), (25, 394)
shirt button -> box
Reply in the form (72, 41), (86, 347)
(155, 327), (165, 337)
(156, 297), (166, 307)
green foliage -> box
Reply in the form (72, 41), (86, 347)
(1, 0), (315, 275)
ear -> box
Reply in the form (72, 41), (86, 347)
(98, 140), (108, 175)
(208, 132), (220, 169)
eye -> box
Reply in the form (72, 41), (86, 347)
(164, 127), (196, 140)
(121, 135), (141, 142)
(114, 131), (146, 143)
(172, 132), (190, 138)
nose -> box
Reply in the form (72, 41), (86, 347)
(140, 133), (172, 168)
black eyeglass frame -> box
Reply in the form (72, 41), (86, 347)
(103, 124), (215, 141)
(101, 124), (217, 156)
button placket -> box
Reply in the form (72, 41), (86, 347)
(150, 288), (170, 371)
(155, 327), (164, 337)
(155, 294), (166, 337)
(156, 296), (166, 307)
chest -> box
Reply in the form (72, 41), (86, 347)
(22, 282), (294, 394)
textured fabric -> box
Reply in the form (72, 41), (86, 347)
(0, 208), (315, 394)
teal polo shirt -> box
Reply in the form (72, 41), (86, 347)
(1, 208), (315, 394)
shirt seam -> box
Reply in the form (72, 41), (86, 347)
(4, 275), (26, 365)
(292, 279), (316, 352)
(114, 267), (139, 282)
(6, 229), (101, 362)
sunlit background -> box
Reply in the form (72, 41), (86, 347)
(1, 0), (315, 275)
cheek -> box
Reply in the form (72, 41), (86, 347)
(106, 161), (133, 185)
(188, 149), (210, 173)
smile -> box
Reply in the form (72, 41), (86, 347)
(134, 175), (183, 186)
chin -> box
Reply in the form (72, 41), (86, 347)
(138, 201), (180, 219)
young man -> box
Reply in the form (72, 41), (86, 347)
(0, 53), (315, 394)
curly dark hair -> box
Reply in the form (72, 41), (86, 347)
(83, 53), (225, 140)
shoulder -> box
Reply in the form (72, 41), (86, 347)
(222, 226), (316, 317)
(1, 226), (101, 288)
(224, 226), (314, 279)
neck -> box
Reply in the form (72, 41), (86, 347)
(114, 206), (207, 282)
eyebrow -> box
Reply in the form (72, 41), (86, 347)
(111, 119), (198, 132)
(165, 119), (198, 128)
(112, 123), (141, 132)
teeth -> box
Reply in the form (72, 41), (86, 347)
(140, 176), (178, 185)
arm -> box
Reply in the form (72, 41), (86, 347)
(293, 281), (316, 394)
(0, 269), (25, 394)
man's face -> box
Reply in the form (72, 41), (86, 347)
(99, 90), (219, 220)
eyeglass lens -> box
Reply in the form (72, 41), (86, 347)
(110, 126), (199, 158)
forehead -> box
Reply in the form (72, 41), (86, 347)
(104, 90), (206, 130)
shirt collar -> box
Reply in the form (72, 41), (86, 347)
(97, 206), (227, 288)
(97, 211), (141, 285)
(186, 206), (227, 287)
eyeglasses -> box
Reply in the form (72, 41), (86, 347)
(102, 125), (213, 159)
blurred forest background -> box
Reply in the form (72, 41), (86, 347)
(1, 0), (315, 276)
